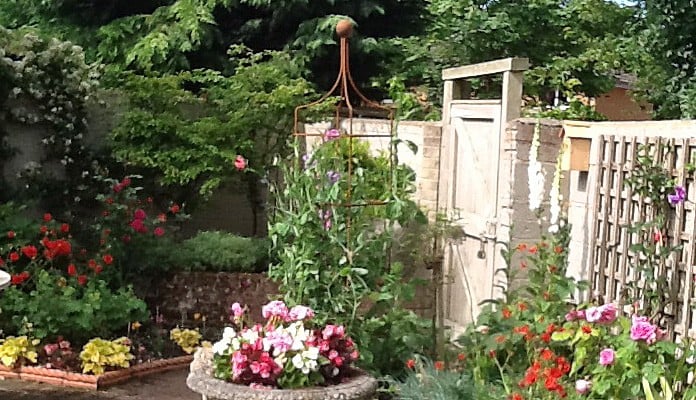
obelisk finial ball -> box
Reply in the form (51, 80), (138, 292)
(336, 19), (353, 38)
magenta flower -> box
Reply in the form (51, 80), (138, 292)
(575, 379), (591, 394)
(585, 306), (602, 323)
(630, 315), (658, 343)
(598, 304), (618, 324)
(668, 185), (686, 206)
(599, 348), (615, 366)
(323, 128), (340, 141)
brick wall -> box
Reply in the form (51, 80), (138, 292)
(498, 119), (566, 289)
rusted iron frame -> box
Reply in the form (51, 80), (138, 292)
(292, 21), (395, 255)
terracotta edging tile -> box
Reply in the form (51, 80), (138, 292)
(0, 355), (193, 390)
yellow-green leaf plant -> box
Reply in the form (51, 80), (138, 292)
(0, 336), (39, 367)
(80, 337), (134, 375)
(170, 328), (202, 354)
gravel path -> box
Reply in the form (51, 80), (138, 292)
(0, 369), (199, 400)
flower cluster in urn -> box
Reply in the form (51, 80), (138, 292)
(211, 301), (359, 389)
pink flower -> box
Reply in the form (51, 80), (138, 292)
(153, 227), (165, 237)
(576, 379), (591, 394)
(287, 305), (314, 322)
(230, 302), (244, 318)
(565, 309), (582, 322)
(630, 315), (658, 343)
(44, 344), (59, 356)
(323, 128), (340, 141)
(261, 300), (289, 320)
(599, 348), (615, 366)
(263, 328), (293, 354)
(134, 209), (147, 220)
(597, 304), (618, 324)
(234, 155), (247, 171)
(585, 306), (602, 323)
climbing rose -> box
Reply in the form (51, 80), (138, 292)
(102, 254), (114, 265)
(43, 213), (52, 222)
(630, 315), (658, 343)
(67, 264), (77, 276)
(7, 230), (15, 239)
(133, 209), (147, 220)
(60, 223), (70, 233)
(77, 275), (88, 286)
(153, 227), (165, 237)
(599, 348), (615, 366)
(234, 155), (247, 171)
(170, 204), (180, 214)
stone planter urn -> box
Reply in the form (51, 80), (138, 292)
(0, 270), (9, 291)
(187, 348), (378, 400)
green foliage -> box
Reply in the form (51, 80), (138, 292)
(172, 231), (269, 273)
(0, 270), (148, 345)
(384, 0), (633, 107)
(110, 48), (313, 201)
(630, 1), (696, 119)
(0, 335), (39, 367)
(79, 337), (133, 375)
(0, 27), (102, 210)
(390, 357), (501, 400)
(622, 144), (682, 319)
(268, 137), (432, 376)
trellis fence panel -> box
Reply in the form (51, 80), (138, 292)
(588, 135), (696, 338)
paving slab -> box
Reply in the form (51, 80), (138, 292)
(0, 369), (200, 400)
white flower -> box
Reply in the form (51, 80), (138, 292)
(212, 338), (231, 355)
(222, 327), (236, 340)
(528, 121), (545, 211)
(241, 329), (259, 343)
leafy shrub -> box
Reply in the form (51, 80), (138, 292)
(172, 231), (269, 273)
(0, 270), (148, 345)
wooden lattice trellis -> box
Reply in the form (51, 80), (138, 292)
(588, 135), (696, 338)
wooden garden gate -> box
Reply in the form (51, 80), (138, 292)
(437, 58), (528, 335)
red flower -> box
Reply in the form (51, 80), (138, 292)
(129, 219), (147, 233)
(77, 275), (88, 286)
(11, 273), (27, 285)
(153, 227), (165, 237)
(529, 245), (538, 254)
(516, 243), (527, 251)
(457, 353), (465, 361)
(133, 209), (147, 220)
(102, 254), (114, 265)
(22, 245), (38, 259)
(94, 265), (103, 274)
(513, 325), (530, 336)
(495, 335), (506, 344)
(9, 252), (19, 262)
(40, 225), (48, 234)
(67, 264), (77, 276)
(60, 223), (70, 233)
(406, 359), (416, 369)
(43, 213), (52, 222)
(502, 307), (512, 319)
(106, 197), (114, 204)
(541, 348), (554, 361)
(88, 259), (97, 268)
(554, 246), (564, 254)
(0, 257), (4, 266)
(7, 230), (15, 239)
(170, 204), (180, 214)
(510, 393), (524, 400)
(545, 324), (557, 334)
(44, 239), (72, 258)
(518, 302), (528, 312)
(434, 361), (445, 371)
(157, 213), (167, 222)
(581, 324), (592, 334)
(540, 332), (551, 343)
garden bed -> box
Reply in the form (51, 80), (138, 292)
(0, 355), (192, 390)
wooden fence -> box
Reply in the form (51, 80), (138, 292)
(588, 135), (696, 337)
